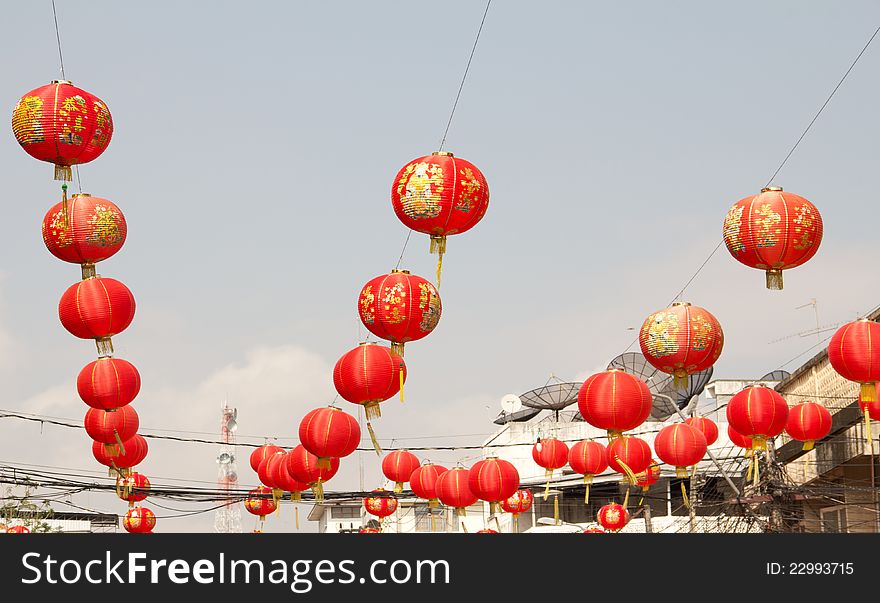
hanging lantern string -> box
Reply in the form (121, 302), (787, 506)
(51, 0), (66, 80)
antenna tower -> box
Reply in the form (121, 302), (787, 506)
(213, 401), (242, 533)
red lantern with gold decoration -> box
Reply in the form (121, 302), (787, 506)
(597, 503), (630, 532)
(436, 467), (478, 516)
(785, 402), (832, 451)
(382, 450), (421, 493)
(501, 488), (533, 532)
(358, 270), (441, 356)
(6, 525), (30, 534)
(123, 506), (156, 534)
(299, 407), (360, 467)
(829, 320), (880, 404)
(390, 152), (489, 285)
(77, 357), (140, 411)
(468, 457), (520, 514)
(654, 423), (707, 478)
(286, 444), (339, 503)
(568, 440), (608, 504)
(245, 486), (277, 532)
(639, 302), (724, 388)
(42, 193), (126, 276)
(333, 343), (407, 420)
(606, 436), (652, 483)
(12, 81), (113, 181)
(116, 472), (150, 506)
(722, 187), (823, 289)
(84, 406), (139, 456)
(250, 443), (283, 474)
(92, 434), (147, 472)
(685, 416), (719, 446)
(726, 384), (789, 450)
(410, 462), (448, 508)
(577, 369), (652, 438)
(635, 460), (661, 492)
(364, 488), (398, 519)
(532, 437), (569, 499)
(58, 277), (135, 356)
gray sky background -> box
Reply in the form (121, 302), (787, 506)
(2, 1), (879, 532)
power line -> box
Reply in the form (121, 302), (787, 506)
(51, 0), (66, 80)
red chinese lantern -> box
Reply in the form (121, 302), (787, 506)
(468, 457), (520, 514)
(639, 302), (724, 388)
(116, 472), (150, 506)
(358, 270), (441, 356)
(299, 407), (360, 467)
(685, 416), (719, 445)
(828, 320), (880, 403)
(382, 450), (421, 493)
(271, 453), (309, 501)
(785, 402), (832, 451)
(726, 384), (789, 450)
(606, 436), (652, 483)
(577, 369), (652, 438)
(364, 488), (399, 519)
(727, 425), (753, 450)
(258, 451), (286, 493)
(722, 187), (823, 289)
(84, 406), (139, 456)
(409, 462), (448, 508)
(475, 529), (498, 534)
(245, 486), (277, 532)
(12, 80), (113, 181)
(436, 467), (478, 516)
(92, 434), (148, 473)
(77, 357), (140, 411)
(333, 343), (407, 420)
(859, 390), (880, 446)
(359, 527), (381, 534)
(286, 444), (339, 502)
(58, 276), (136, 356)
(390, 152), (489, 284)
(654, 423), (707, 478)
(568, 440), (608, 504)
(597, 503), (630, 532)
(42, 193), (126, 275)
(635, 460), (661, 496)
(6, 526), (30, 534)
(123, 506), (156, 534)
(501, 488), (533, 533)
(531, 437), (569, 498)
(582, 528), (605, 534)
(249, 443), (283, 474)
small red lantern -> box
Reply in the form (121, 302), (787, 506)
(436, 467), (478, 516)
(116, 472), (150, 506)
(258, 451), (287, 493)
(606, 436), (652, 483)
(382, 450), (421, 493)
(582, 528), (605, 534)
(568, 440), (608, 504)
(245, 486), (277, 531)
(577, 369), (652, 438)
(468, 457), (520, 514)
(785, 402), (832, 451)
(250, 443), (283, 474)
(6, 525), (30, 534)
(92, 434), (148, 472)
(727, 425), (753, 450)
(685, 416), (719, 446)
(58, 277), (136, 355)
(409, 462), (448, 508)
(333, 343), (407, 420)
(501, 488), (533, 532)
(654, 423), (707, 478)
(635, 460), (661, 492)
(299, 407), (360, 467)
(829, 320), (880, 403)
(358, 270), (441, 356)
(12, 80), (113, 181)
(123, 506), (156, 534)
(859, 390), (880, 445)
(726, 384), (789, 450)
(364, 488), (399, 519)
(77, 357), (141, 411)
(390, 152), (489, 285)
(42, 193), (126, 275)
(271, 453), (309, 501)
(532, 437), (569, 498)
(359, 527), (381, 533)
(639, 302), (723, 388)
(597, 503), (630, 532)
(286, 444), (339, 502)
(722, 187), (823, 289)
(84, 406), (139, 456)
(475, 529), (498, 533)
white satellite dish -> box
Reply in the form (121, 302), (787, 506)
(500, 394), (522, 414)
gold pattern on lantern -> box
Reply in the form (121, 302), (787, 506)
(455, 167), (481, 212)
(754, 204), (781, 248)
(642, 311), (679, 358)
(722, 205), (744, 254)
(418, 282), (441, 332)
(382, 283), (406, 324)
(398, 162), (444, 219)
(12, 96), (45, 144)
(359, 286), (375, 324)
(47, 209), (73, 247)
(792, 204), (816, 251)
(87, 205), (123, 247)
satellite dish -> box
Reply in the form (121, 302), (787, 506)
(216, 452), (233, 465)
(501, 394), (522, 413)
(494, 407), (541, 425)
(759, 370), (790, 382)
(519, 382), (580, 411)
(226, 417), (238, 433)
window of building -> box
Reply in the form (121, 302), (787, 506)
(820, 506), (847, 533)
(330, 506), (361, 519)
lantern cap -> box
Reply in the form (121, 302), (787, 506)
(51, 79), (74, 85)
(761, 186), (783, 192)
(391, 269), (410, 274)
(432, 151), (454, 157)
(671, 301), (691, 307)
(71, 193), (92, 198)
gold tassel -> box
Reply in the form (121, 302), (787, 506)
(614, 456), (639, 486)
(394, 481), (403, 494)
(114, 430), (127, 456)
(861, 382), (877, 403)
(295, 506), (300, 530)
(54, 164), (72, 181)
(430, 235), (446, 288)
(428, 498), (438, 509)
(457, 506), (467, 517)
(290, 492), (301, 502)
(675, 466), (689, 479)
(461, 522), (468, 534)
(606, 430), (622, 442)
(673, 369), (689, 390)
(803, 440), (815, 451)
(312, 480), (324, 503)
(512, 514), (517, 533)
(745, 451), (754, 482)
(753, 453), (760, 487)
(553, 495), (560, 525)
(543, 469), (552, 501)
(752, 435), (767, 450)
(681, 481), (690, 509)
(104, 443), (119, 458)
(766, 269), (783, 290)
(364, 402), (382, 421)
(61, 183), (69, 227)
(391, 342), (405, 358)
(637, 495), (645, 506)
(366, 421), (383, 455)
(584, 479), (591, 505)
(490, 501), (501, 515)
(399, 367), (404, 403)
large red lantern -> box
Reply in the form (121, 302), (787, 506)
(249, 443), (283, 474)
(654, 423), (708, 478)
(785, 402), (832, 451)
(685, 416), (719, 446)
(468, 457), (520, 514)
(12, 81), (113, 181)
(77, 357), (140, 411)
(531, 437), (569, 498)
(92, 434), (148, 472)
(436, 467), (478, 516)
(828, 320), (880, 403)
(286, 444), (339, 502)
(333, 343), (407, 420)
(597, 503), (630, 532)
(84, 406), (139, 455)
(606, 436), (652, 483)
(390, 152), (489, 284)
(58, 277), (136, 355)
(364, 488), (399, 519)
(42, 193), (126, 275)
(382, 450), (421, 493)
(271, 453), (309, 501)
(358, 270), (441, 356)
(639, 302), (723, 388)
(726, 384), (789, 450)
(299, 407), (360, 467)
(123, 506), (156, 534)
(409, 462), (448, 508)
(722, 187), (823, 289)
(568, 440), (608, 504)
(116, 472), (150, 506)
(577, 369), (652, 438)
